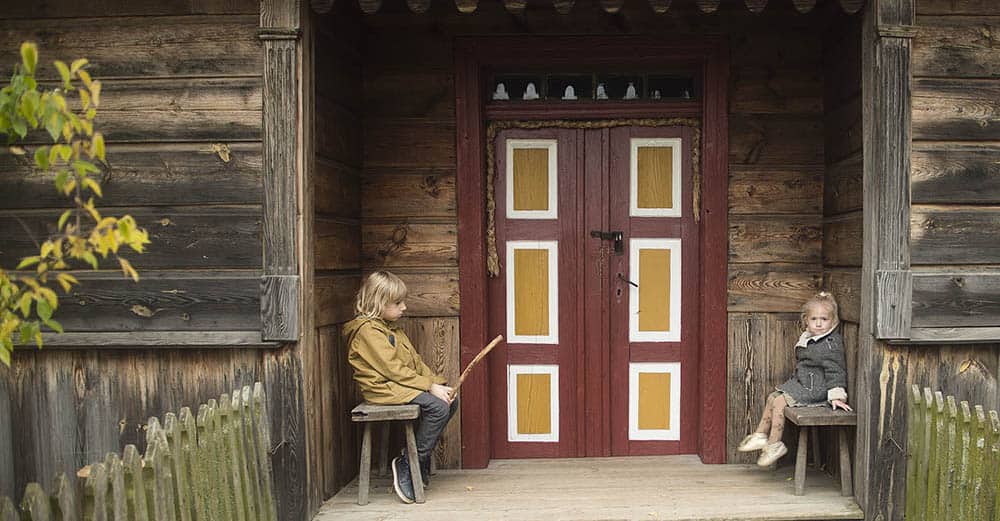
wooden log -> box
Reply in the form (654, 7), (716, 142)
(316, 218), (361, 271)
(51, 473), (78, 521)
(912, 206), (1000, 264)
(913, 79), (1000, 141)
(792, 0), (816, 13)
(727, 263), (820, 313)
(502, 0), (526, 14)
(553, 0), (575, 14)
(362, 170), (457, 219)
(825, 96), (863, 164)
(20, 483), (52, 520)
(407, 0), (432, 13)
(825, 152), (862, 216)
(0, 206), (262, 270)
(728, 165), (822, 215)
(316, 158), (362, 218)
(728, 115), (824, 166)
(2, 0), (258, 18)
(823, 269), (860, 324)
(362, 222), (458, 268)
(253, 384), (278, 521)
(695, 0), (720, 12)
(600, 0), (624, 13)
(219, 394), (248, 521)
(914, 19), (1000, 78)
(728, 216), (821, 264)
(314, 272), (360, 327)
(394, 270), (460, 317)
(912, 273), (1000, 328)
(455, 0), (478, 13)
(725, 313), (766, 464)
(912, 145), (1000, 204)
(0, 16), (263, 79)
(121, 446), (149, 521)
(917, 0), (999, 14)
(744, 0), (767, 14)
(315, 97), (362, 167)
(104, 453), (127, 521)
(364, 119), (456, 168)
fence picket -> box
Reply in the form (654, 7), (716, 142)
(991, 411), (1000, 521)
(955, 402), (972, 519)
(926, 391), (943, 520)
(82, 462), (109, 521)
(252, 384), (277, 521)
(196, 404), (222, 521)
(220, 394), (248, 521)
(52, 473), (79, 521)
(164, 413), (193, 521)
(1, 496), (17, 521)
(21, 483), (52, 521)
(105, 453), (127, 521)
(972, 406), (987, 521)
(939, 396), (958, 519)
(145, 422), (177, 521)
(232, 391), (258, 521)
(906, 385), (923, 521)
(239, 387), (264, 521)
(179, 408), (201, 521)
(122, 445), (150, 521)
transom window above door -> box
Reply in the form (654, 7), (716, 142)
(490, 70), (700, 102)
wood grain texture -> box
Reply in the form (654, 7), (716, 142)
(363, 69), (454, 119)
(902, 344), (999, 413)
(913, 17), (1000, 78)
(912, 78), (1000, 141)
(316, 159), (362, 218)
(316, 218), (362, 271)
(727, 263), (821, 313)
(917, 0), (1000, 14)
(362, 170), (457, 219)
(728, 115), (824, 166)
(874, 269), (913, 339)
(912, 145), (1000, 204)
(824, 152), (863, 216)
(391, 270), (460, 317)
(1, 144), (262, 209)
(0, 16), (263, 79)
(912, 205), (1000, 264)
(315, 272), (361, 327)
(0, 206), (261, 269)
(728, 166), (822, 215)
(913, 272), (1000, 327)
(728, 216), (821, 264)
(362, 223), (458, 268)
(823, 96), (863, 164)
(0, 0), (258, 18)
(263, 347), (307, 521)
(316, 97), (363, 167)
(364, 119), (456, 168)
(823, 211), (863, 267)
(824, 269), (861, 324)
(729, 66), (822, 115)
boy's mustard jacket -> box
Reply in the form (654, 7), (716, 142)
(344, 317), (446, 404)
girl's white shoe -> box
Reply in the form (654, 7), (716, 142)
(756, 441), (788, 467)
(737, 432), (768, 452)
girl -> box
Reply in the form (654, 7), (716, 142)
(344, 271), (457, 504)
(736, 291), (852, 467)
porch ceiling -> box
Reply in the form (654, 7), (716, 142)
(312, 0), (863, 16)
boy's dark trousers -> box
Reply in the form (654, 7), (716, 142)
(403, 392), (459, 478)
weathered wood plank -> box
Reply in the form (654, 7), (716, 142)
(874, 269), (913, 339)
(262, 349), (307, 521)
(823, 211), (862, 267)
(362, 223), (458, 268)
(912, 272), (1000, 328)
(728, 216), (821, 264)
(0, 0), (258, 18)
(0, 16), (263, 79)
(912, 145), (1000, 204)
(912, 205), (1000, 264)
(0, 370), (12, 499)
(0, 144), (262, 209)
(316, 219), (361, 271)
(315, 159), (361, 218)
(727, 263), (820, 312)
(913, 79), (1000, 141)
(315, 31), (363, 111)
(823, 269), (861, 324)
(363, 69), (454, 119)
(729, 66), (823, 115)
(362, 170), (457, 219)
(914, 17), (1000, 78)
(395, 270), (460, 317)
(728, 115), (824, 166)
(916, 0), (999, 14)
(825, 152), (863, 215)
(17, 109), (260, 144)
(0, 206), (261, 269)
(727, 166), (823, 215)
(364, 119), (456, 168)
(33, 331), (271, 347)
(316, 97), (363, 168)
(314, 272), (360, 327)
(122, 445), (150, 521)
(824, 95), (863, 164)
(725, 313), (767, 464)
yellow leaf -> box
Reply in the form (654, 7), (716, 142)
(9, 146), (26, 156)
(119, 258), (138, 282)
(90, 80), (101, 107)
(79, 88), (91, 111)
(79, 70), (92, 89)
(83, 177), (103, 198)
(211, 143), (231, 163)
(70, 58), (88, 74)
(40, 241), (54, 258)
(92, 133), (105, 161)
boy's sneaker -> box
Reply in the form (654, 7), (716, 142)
(756, 441), (788, 467)
(737, 432), (768, 452)
(391, 456), (415, 504)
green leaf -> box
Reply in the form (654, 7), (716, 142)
(18, 323), (31, 345)
(18, 293), (31, 318)
(54, 170), (69, 193)
(12, 118), (27, 138)
(15, 256), (41, 270)
(34, 146), (49, 169)
(53, 60), (71, 89)
(36, 298), (52, 322)
(20, 42), (37, 76)
(92, 133), (105, 161)
(0, 345), (10, 367)
(81, 251), (98, 269)
(70, 58), (88, 75)
(82, 177), (103, 198)
(57, 209), (72, 230)
(44, 318), (63, 335)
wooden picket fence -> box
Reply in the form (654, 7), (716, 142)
(0, 383), (277, 521)
(906, 385), (1000, 521)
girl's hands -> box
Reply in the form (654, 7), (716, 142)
(430, 383), (455, 403)
(831, 399), (852, 412)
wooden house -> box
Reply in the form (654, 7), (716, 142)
(1, 0), (997, 520)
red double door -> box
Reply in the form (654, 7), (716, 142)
(489, 125), (701, 459)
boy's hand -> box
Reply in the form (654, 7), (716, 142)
(430, 383), (454, 403)
(831, 399), (852, 412)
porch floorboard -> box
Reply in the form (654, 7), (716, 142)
(315, 455), (865, 521)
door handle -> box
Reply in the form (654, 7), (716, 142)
(590, 230), (624, 255)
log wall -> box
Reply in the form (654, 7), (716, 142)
(0, 4), (308, 521)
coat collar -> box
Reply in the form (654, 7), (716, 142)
(795, 327), (835, 348)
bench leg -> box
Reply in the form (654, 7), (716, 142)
(358, 423), (372, 506)
(795, 426), (808, 496)
(839, 427), (853, 496)
(378, 421), (391, 477)
(404, 421), (426, 503)
(810, 427), (822, 469)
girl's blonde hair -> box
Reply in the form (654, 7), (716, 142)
(355, 271), (408, 319)
(801, 291), (840, 331)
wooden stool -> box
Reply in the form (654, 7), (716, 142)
(784, 406), (857, 496)
(350, 403), (425, 505)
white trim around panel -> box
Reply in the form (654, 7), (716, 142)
(629, 238), (682, 343)
(506, 139), (558, 220)
(506, 240), (559, 344)
(628, 362), (681, 441)
(507, 364), (560, 442)
(629, 137), (682, 218)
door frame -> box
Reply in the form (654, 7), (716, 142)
(456, 36), (729, 468)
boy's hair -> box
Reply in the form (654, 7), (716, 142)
(801, 291), (840, 331)
(355, 271), (408, 319)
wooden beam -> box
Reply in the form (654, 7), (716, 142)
(874, 269), (912, 338)
(311, 0), (335, 13)
(912, 272), (1000, 328)
(29, 331), (275, 347)
(900, 327), (1000, 344)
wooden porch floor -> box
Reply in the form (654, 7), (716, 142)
(314, 455), (865, 521)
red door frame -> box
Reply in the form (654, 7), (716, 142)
(456, 36), (729, 468)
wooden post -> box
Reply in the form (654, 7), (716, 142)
(239, 387), (264, 521)
(928, 392), (945, 520)
(971, 406), (987, 521)
(105, 453), (127, 520)
(51, 473), (78, 521)
(252, 384), (278, 521)
(955, 402), (972, 519)
(165, 412), (194, 521)
(219, 394), (248, 521)
(858, 0), (916, 517)
(905, 386), (922, 521)
(231, 391), (259, 521)
(122, 445), (150, 521)
(83, 461), (109, 521)
(939, 396), (958, 520)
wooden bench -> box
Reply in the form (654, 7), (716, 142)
(784, 406), (857, 496)
(350, 403), (425, 504)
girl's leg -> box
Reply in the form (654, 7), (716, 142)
(754, 393), (776, 435)
(768, 395), (788, 444)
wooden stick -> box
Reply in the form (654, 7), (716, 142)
(450, 335), (503, 399)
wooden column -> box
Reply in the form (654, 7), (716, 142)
(858, 0), (915, 518)
(260, 1), (301, 342)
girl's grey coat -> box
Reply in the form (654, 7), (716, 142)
(777, 327), (848, 405)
